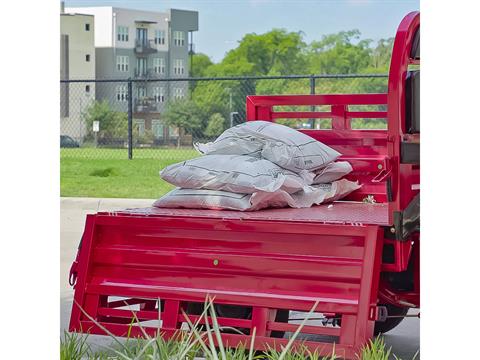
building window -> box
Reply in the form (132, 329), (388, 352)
(117, 26), (129, 42)
(137, 87), (147, 99)
(153, 58), (165, 74)
(85, 23), (90, 31)
(169, 126), (179, 137)
(173, 87), (184, 99)
(86, 54), (90, 62)
(173, 59), (185, 75)
(173, 31), (185, 46)
(85, 85), (90, 93)
(116, 55), (129, 72)
(134, 119), (145, 136)
(154, 30), (165, 45)
(116, 85), (128, 102)
(152, 120), (164, 139)
(153, 87), (165, 103)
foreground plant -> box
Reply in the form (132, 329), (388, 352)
(60, 331), (90, 360)
(356, 336), (418, 360)
(262, 344), (337, 360)
(62, 298), (414, 360)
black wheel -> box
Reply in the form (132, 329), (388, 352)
(185, 303), (289, 338)
(374, 303), (409, 335)
(270, 309), (289, 338)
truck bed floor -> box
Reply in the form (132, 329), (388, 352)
(106, 201), (389, 226)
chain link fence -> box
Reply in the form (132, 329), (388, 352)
(60, 74), (388, 160)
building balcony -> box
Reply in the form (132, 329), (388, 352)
(134, 68), (154, 78)
(134, 39), (157, 55)
(134, 98), (159, 113)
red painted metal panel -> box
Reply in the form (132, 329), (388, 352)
(272, 111), (334, 119)
(246, 94), (388, 108)
(387, 11), (420, 213)
(70, 212), (383, 358)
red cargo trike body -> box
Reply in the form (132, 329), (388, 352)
(68, 12), (420, 359)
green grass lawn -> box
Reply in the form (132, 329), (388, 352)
(60, 148), (199, 199)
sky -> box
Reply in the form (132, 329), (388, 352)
(64, 0), (420, 63)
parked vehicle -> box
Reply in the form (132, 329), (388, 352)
(68, 12), (420, 359)
(60, 135), (79, 148)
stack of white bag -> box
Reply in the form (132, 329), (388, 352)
(154, 121), (360, 211)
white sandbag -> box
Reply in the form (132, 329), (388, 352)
(195, 121), (340, 172)
(310, 179), (360, 203)
(153, 189), (254, 211)
(312, 161), (353, 184)
(153, 179), (361, 212)
(160, 154), (314, 194)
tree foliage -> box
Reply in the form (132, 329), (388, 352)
(307, 30), (373, 74)
(190, 53), (214, 78)
(203, 29), (307, 77)
(187, 28), (394, 130)
(86, 29), (395, 145)
(83, 100), (128, 142)
(163, 98), (203, 147)
(204, 113), (226, 137)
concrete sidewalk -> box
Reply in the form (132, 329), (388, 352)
(60, 197), (419, 358)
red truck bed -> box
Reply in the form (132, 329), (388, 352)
(69, 11), (420, 359)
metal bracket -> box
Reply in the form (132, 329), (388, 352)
(69, 260), (78, 287)
(369, 305), (388, 321)
(371, 169), (392, 183)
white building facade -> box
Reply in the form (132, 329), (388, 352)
(60, 9), (96, 143)
(65, 6), (199, 145)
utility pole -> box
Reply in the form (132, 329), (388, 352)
(226, 87), (232, 112)
(165, 17), (171, 102)
(230, 111), (239, 128)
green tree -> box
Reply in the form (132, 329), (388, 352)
(163, 98), (202, 148)
(83, 100), (127, 143)
(207, 29), (307, 77)
(371, 37), (394, 70)
(188, 28), (395, 128)
(190, 53), (214, 77)
(307, 30), (372, 74)
(204, 113), (226, 137)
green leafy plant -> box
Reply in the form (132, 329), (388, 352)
(83, 100), (128, 143)
(60, 331), (91, 360)
(205, 113), (227, 137)
(163, 98), (203, 148)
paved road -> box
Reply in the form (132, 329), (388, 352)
(60, 197), (419, 359)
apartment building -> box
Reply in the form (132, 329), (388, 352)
(60, 6), (96, 143)
(65, 6), (199, 144)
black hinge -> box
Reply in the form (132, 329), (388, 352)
(401, 142), (420, 164)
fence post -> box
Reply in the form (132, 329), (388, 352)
(127, 79), (133, 160)
(310, 75), (316, 128)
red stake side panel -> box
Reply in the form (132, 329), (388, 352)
(245, 93), (394, 213)
(70, 213), (383, 358)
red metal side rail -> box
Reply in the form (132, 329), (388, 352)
(245, 93), (392, 212)
(70, 213), (383, 359)
(387, 11), (420, 213)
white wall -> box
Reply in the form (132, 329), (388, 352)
(66, 7), (113, 47)
(60, 13), (96, 142)
(60, 13), (96, 79)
